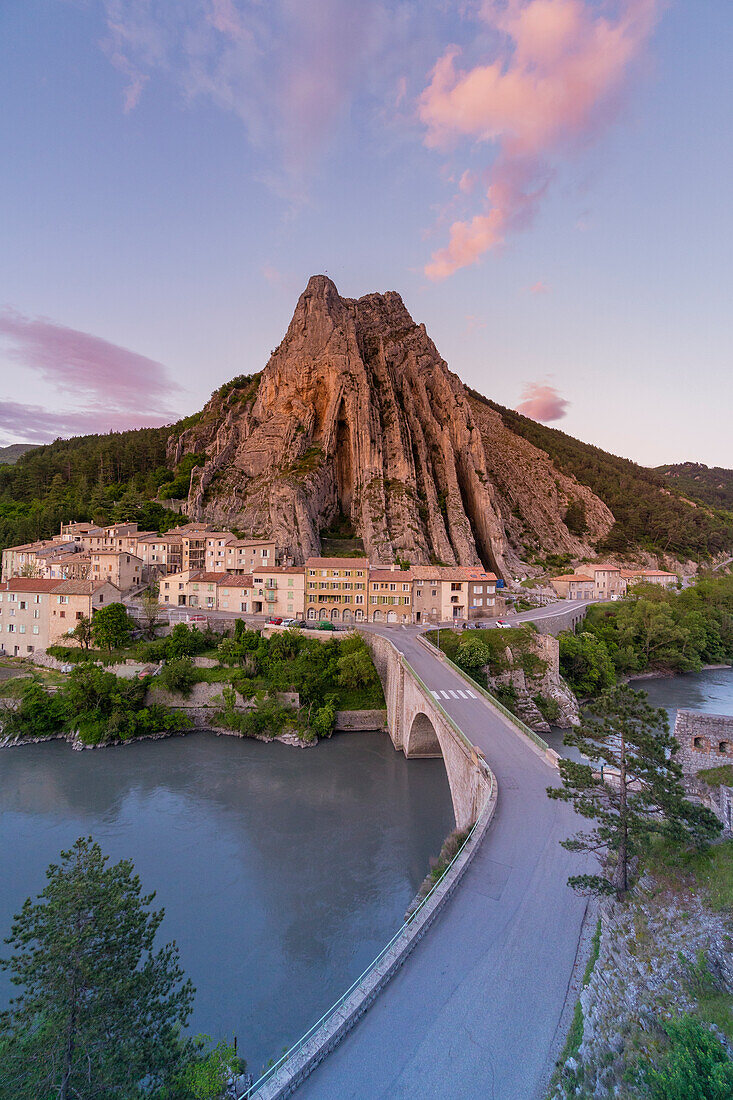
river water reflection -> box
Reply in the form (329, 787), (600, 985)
(0, 731), (453, 1075)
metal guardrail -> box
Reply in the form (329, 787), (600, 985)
(237, 645), (495, 1100)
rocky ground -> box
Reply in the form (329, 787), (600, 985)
(552, 845), (733, 1098)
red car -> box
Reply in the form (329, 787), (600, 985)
(266, 617), (283, 625)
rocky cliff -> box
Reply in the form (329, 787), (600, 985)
(170, 275), (613, 571)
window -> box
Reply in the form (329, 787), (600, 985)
(33, 625), (39, 635)
(693, 737), (703, 749)
(474, 586), (483, 594)
(719, 742), (729, 754)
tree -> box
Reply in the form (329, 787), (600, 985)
(0, 837), (195, 1100)
(336, 637), (378, 689)
(558, 631), (615, 697)
(0, 676), (66, 741)
(159, 656), (198, 697)
(70, 614), (93, 651)
(547, 684), (720, 898)
(455, 635), (492, 676)
(90, 601), (134, 652)
(140, 584), (162, 639)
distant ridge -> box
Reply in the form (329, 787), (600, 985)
(0, 443), (36, 465)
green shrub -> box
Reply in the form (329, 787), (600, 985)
(158, 656), (198, 697)
(640, 1015), (733, 1099)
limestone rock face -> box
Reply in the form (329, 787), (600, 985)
(171, 274), (612, 571)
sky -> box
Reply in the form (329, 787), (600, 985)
(1, 0), (731, 467)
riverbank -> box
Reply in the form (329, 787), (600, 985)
(626, 662), (732, 683)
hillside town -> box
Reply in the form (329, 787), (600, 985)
(0, 519), (683, 658)
(0, 521), (504, 654)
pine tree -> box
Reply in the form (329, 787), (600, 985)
(547, 684), (720, 897)
(0, 838), (194, 1099)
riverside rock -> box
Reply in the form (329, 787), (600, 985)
(171, 275), (613, 571)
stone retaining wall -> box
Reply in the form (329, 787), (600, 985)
(674, 709), (733, 775)
(333, 710), (386, 732)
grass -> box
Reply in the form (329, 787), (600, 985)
(698, 764), (733, 788)
(0, 669), (67, 697)
(645, 836), (733, 913)
(548, 918), (602, 1095)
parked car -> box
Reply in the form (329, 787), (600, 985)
(496, 620), (512, 629)
(266, 617), (283, 625)
(318, 621), (336, 631)
(295, 620), (308, 628)
(281, 618), (299, 626)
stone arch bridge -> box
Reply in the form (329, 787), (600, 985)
(363, 632), (492, 828)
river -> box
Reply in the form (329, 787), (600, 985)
(545, 666), (733, 760)
(0, 731), (454, 1076)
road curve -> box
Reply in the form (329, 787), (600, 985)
(293, 626), (589, 1100)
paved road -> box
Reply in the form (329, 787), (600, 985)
(294, 627), (590, 1100)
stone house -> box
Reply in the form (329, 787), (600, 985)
(135, 533), (183, 577)
(621, 568), (678, 588)
(249, 566), (305, 618)
(411, 566), (497, 623)
(0, 578), (61, 655)
(48, 579), (121, 645)
(674, 710), (733, 776)
(550, 574), (595, 599)
(305, 557), (368, 623)
(368, 568), (413, 623)
(223, 539), (278, 574)
(88, 550), (143, 592)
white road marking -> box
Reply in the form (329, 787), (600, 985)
(466, 690), (476, 698)
(457, 690), (468, 698)
(448, 690), (459, 698)
(440, 691), (450, 699)
(431, 690), (440, 699)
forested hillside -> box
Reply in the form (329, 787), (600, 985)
(470, 392), (733, 562)
(0, 423), (193, 552)
(656, 462), (733, 512)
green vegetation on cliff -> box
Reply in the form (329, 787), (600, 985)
(4, 622), (384, 746)
(656, 461), (733, 513)
(470, 392), (733, 560)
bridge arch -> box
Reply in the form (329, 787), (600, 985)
(405, 711), (442, 758)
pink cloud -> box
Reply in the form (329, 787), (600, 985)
(516, 381), (569, 422)
(420, 0), (660, 278)
(208, 0), (248, 41)
(98, 1), (416, 191)
(0, 310), (183, 444)
(464, 313), (487, 333)
(528, 280), (550, 294)
(0, 309), (179, 415)
(0, 402), (175, 446)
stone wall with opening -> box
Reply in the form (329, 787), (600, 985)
(674, 709), (733, 776)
